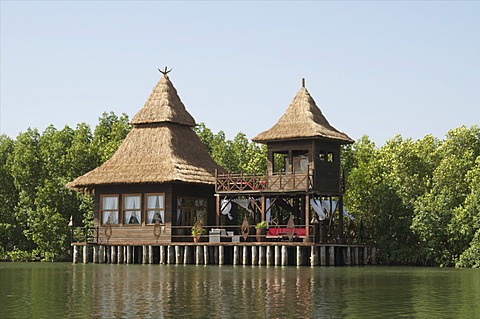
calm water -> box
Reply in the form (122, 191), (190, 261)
(1, 263), (479, 319)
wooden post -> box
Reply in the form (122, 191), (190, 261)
(142, 246), (148, 264)
(73, 246), (78, 263)
(338, 196), (344, 243)
(320, 246), (326, 266)
(93, 245), (98, 264)
(296, 246), (303, 266)
(83, 245), (88, 264)
(346, 246), (351, 266)
(203, 246), (209, 265)
(233, 246), (240, 265)
(117, 246), (123, 264)
(275, 246), (281, 266)
(261, 195), (266, 223)
(363, 247), (368, 265)
(126, 246), (132, 264)
(354, 247), (359, 265)
(148, 245), (153, 264)
(310, 246), (318, 266)
(195, 245), (203, 265)
(175, 245), (183, 264)
(251, 246), (258, 265)
(215, 194), (221, 226)
(259, 246), (265, 266)
(371, 247), (377, 265)
(99, 246), (105, 263)
(160, 246), (166, 264)
(281, 246), (288, 266)
(329, 246), (335, 266)
(168, 245), (175, 264)
(305, 194), (310, 242)
(106, 246), (111, 264)
(243, 246), (249, 266)
(266, 246), (272, 266)
(111, 245), (117, 264)
(184, 246), (191, 264)
(219, 245), (224, 265)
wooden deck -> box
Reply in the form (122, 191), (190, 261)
(72, 242), (376, 266)
(215, 171), (313, 194)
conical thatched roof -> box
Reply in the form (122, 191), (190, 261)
(67, 73), (223, 190)
(131, 74), (195, 127)
(252, 82), (354, 144)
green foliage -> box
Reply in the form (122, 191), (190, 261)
(194, 123), (267, 173)
(1, 113), (478, 268)
(0, 112), (130, 261)
(255, 221), (268, 229)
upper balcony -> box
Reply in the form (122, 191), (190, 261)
(215, 169), (313, 194)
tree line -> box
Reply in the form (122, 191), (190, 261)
(0, 113), (478, 267)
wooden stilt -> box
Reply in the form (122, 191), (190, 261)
(73, 246), (78, 264)
(196, 246), (203, 265)
(142, 246), (148, 264)
(354, 247), (359, 265)
(148, 246), (153, 264)
(259, 246), (265, 266)
(99, 246), (105, 263)
(296, 246), (302, 266)
(371, 247), (377, 265)
(204, 246), (209, 265)
(83, 245), (88, 264)
(233, 246), (240, 265)
(92, 246), (98, 263)
(126, 246), (132, 264)
(310, 246), (318, 266)
(160, 246), (166, 264)
(251, 246), (258, 265)
(111, 246), (117, 264)
(175, 245), (183, 264)
(329, 246), (335, 266)
(184, 245), (191, 264)
(219, 246), (224, 265)
(266, 246), (272, 266)
(281, 246), (288, 266)
(106, 246), (111, 264)
(320, 246), (326, 266)
(168, 246), (175, 264)
(363, 247), (368, 265)
(117, 246), (123, 264)
(275, 246), (281, 266)
(346, 246), (351, 266)
(243, 246), (248, 266)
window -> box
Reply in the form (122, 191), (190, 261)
(146, 194), (165, 224)
(327, 152), (334, 162)
(124, 194), (141, 224)
(101, 195), (119, 225)
(319, 152), (326, 161)
(177, 197), (207, 226)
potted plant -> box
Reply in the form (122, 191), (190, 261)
(191, 224), (206, 243)
(255, 220), (268, 242)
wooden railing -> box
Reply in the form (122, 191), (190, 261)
(215, 170), (313, 193)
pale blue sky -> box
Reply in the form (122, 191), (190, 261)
(1, 1), (479, 145)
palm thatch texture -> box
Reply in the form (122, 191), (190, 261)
(66, 74), (224, 191)
(252, 82), (354, 144)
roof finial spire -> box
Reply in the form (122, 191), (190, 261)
(302, 78), (305, 88)
(158, 66), (172, 76)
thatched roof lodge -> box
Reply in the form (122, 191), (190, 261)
(249, 79), (353, 195)
(252, 79), (353, 144)
(67, 70), (224, 245)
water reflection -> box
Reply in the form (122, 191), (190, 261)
(1, 263), (479, 318)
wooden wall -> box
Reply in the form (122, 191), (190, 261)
(93, 182), (216, 245)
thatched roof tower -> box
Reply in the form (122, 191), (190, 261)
(67, 72), (223, 191)
(252, 80), (354, 144)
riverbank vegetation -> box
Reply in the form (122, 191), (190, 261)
(0, 113), (478, 267)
